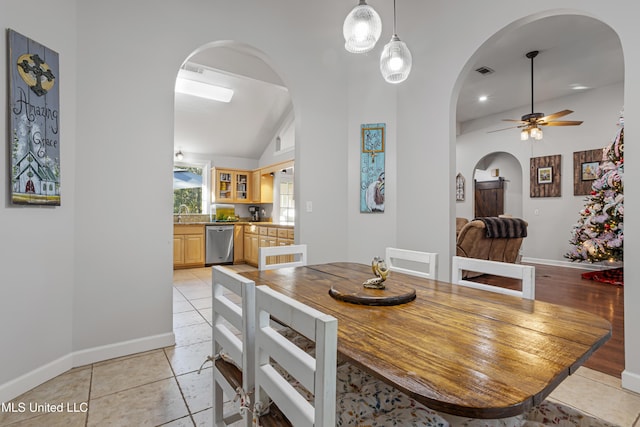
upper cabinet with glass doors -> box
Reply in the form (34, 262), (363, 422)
(213, 168), (250, 203)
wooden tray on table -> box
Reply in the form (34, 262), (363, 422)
(328, 279), (416, 306)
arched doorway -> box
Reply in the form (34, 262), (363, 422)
(173, 41), (295, 223)
(452, 12), (625, 378)
(454, 13), (623, 262)
(472, 152), (523, 218)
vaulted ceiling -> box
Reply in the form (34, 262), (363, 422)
(173, 15), (623, 159)
(456, 15), (623, 125)
(174, 44), (292, 160)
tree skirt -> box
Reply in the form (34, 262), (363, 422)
(581, 267), (623, 286)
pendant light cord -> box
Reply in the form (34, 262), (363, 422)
(393, 0), (397, 35)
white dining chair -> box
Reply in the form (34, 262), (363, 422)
(385, 247), (438, 279)
(451, 256), (535, 300)
(258, 244), (307, 271)
(211, 266), (256, 427)
(253, 285), (337, 427)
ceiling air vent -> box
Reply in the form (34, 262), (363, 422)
(475, 66), (494, 76)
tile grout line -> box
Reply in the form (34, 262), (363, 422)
(84, 364), (94, 427)
(161, 347), (197, 427)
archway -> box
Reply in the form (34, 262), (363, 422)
(451, 11), (625, 379)
(173, 41), (295, 223)
(453, 13), (623, 263)
(470, 151), (523, 219)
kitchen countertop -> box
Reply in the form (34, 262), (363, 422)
(173, 221), (294, 228)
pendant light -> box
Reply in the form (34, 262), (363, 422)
(380, 0), (412, 84)
(175, 150), (184, 161)
(343, 0), (382, 54)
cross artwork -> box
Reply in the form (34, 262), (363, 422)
(362, 125), (385, 162)
(18, 53), (55, 96)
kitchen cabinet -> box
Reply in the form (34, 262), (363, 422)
(259, 227), (278, 267)
(250, 170), (274, 203)
(174, 224), (205, 269)
(276, 228), (294, 263)
(243, 224), (293, 267)
(260, 173), (274, 203)
(244, 225), (259, 266)
(251, 170), (261, 203)
(259, 226), (278, 250)
(233, 224), (244, 263)
(213, 168), (250, 203)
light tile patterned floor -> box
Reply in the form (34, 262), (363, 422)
(0, 266), (638, 426)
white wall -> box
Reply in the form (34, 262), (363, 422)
(259, 110), (295, 168)
(0, 0), (78, 399)
(345, 19), (399, 263)
(457, 83), (623, 262)
(2, 0), (639, 402)
(72, 0), (352, 354)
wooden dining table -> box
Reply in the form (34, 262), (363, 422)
(240, 262), (611, 419)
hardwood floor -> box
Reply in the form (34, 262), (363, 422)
(470, 262), (624, 378)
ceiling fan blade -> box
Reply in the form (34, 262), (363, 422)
(502, 119), (527, 124)
(487, 125), (522, 133)
(540, 109), (573, 121)
(541, 120), (583, 126)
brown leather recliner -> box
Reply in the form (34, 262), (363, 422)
(456, 218), (527, 277)
(456, 217), (469, 238)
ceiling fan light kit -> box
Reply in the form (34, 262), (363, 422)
(490, 50), (583, 139)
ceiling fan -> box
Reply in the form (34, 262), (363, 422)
(489, 50), (583, 140)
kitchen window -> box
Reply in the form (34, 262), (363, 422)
(279, 178), (294, 224)
(173, 161), (211, 213)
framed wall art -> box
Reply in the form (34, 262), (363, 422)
(456, 173), (465, 201)
(581, 162), (599, 180)
(530, 155), (561, 197)
(8, 29), (61, 206)
(573, 148), (603, 196)
(537, 167), (553, 184)
(360, 123), (385, 213)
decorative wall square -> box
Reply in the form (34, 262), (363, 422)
(573, 149), (603, 196)
(530, 155), (561, 197)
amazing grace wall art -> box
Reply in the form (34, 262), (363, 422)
(8, 29), (61, 206)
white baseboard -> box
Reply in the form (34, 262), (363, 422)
(0, 332), (175, 404)
(0, 354), (73, 404)
(71, 332), (175, 367)
(521, 257), (618, 271)
(622, 369), (640, 394)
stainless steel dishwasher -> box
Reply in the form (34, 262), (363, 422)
(205, 225), (234, 265)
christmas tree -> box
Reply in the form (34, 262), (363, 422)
(565, 120), (624, 263)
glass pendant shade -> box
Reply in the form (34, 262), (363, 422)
(520, 129), (529, 141)
(380, 34), (412, 83)
(343, 0), (382, 53)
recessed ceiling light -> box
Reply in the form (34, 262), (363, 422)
(478, 95), (488, 102)
(570, 84), (589, 91)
